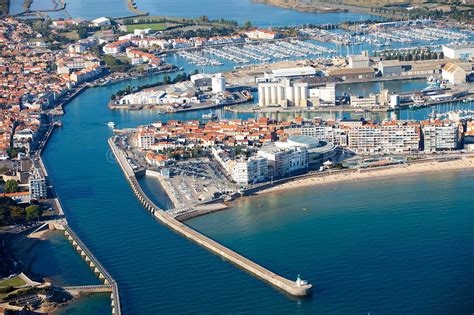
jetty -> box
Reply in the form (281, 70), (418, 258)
(48, 217), (122, 315)
(109, 137), (312, 297)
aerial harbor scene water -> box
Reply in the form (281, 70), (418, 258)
(0, 0), (473, 314)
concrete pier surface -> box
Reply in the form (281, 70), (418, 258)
(109, 137), (312, 297)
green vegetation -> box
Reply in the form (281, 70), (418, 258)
(7, 147), (26, 159)
(25, 205), (41, 222)
(0, 197), (44, 226)
(102, 55), (131, 73)
(121, 15), (239, 37)
(4, 180), (18, 193)
(0, 276), (26, 288)
(126, 23), (171, 32)
(376, 47), (444, 61)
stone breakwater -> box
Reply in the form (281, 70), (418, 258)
(109, 137), (312, 297)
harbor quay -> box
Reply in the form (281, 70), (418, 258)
(108, 137), (313, 297)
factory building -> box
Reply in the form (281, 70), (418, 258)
(442, 44), (474, 61)
(211, 73), (226, 93)
(191, 73), (226, 93)
(309, 83), (336, 105)
(378, 60), (403, 77)
(258, 79), (309, 107)
(350, 94), (378, 107)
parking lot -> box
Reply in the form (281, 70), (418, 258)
(167, 158), (238, 207)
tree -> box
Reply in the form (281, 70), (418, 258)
(10, 206), (25, 222)
(4, 180), (18, 193)
(77, 26), (89, 39)
(244, 20), (252, 30)
(25, 205), (41, 222)
(0, 205), (11, 226)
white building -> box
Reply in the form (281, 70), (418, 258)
(348, 51), (370, 68)
(442, 44), (474, 60)
(244, 29), (279, 40)
(258, 79), (308, 107)
(422, 122), (459, 152)
(138, 131), (155, 149)
(348, 124), (420, 155)
(91, 17), (111, 27)
(309, 83), (336, 105)
(442, 63), (467, 85)
(29, 168), (47, 200)
(229, 156), (268, 185)
(211, 73), (226, 93)
(275, 135), (336, 165)
(257, 145), (308, 179)
(350, 94), (378, 107)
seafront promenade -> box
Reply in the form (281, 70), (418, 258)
(109, 137), (313, 297)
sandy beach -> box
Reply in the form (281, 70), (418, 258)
(258, 156), (474, 195)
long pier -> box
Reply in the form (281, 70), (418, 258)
(60, 223), (121, 315)
(109, 137), (312, 297)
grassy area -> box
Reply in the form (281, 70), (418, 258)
(126, 23), (173, 32)
(61, 30), (79, 40)
(0, 276), (26, 288)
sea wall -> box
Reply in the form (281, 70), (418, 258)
(109, 137), (312, 297)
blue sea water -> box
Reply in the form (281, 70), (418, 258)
(188, 170), (474, 314)
(38, 70), (474, 314)
(5, 0), (474, 313)
(9, 0), (381, 26)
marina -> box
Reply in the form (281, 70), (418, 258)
(173, 39), (338, 69)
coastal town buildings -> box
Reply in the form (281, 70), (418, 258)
(28, 167), (47, 200)
(421, 121), (460, 152)
(347, 122), (420, 155)
(244, 29), (280, 40)
(130, 116), (468, 189)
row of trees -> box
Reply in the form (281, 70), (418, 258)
(377, 49), (444, 61)
(162, 26), (235, 40)
(369, 5), (472, 23)
(0, 197), (43, 226)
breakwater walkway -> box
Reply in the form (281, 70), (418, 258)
(109, 137), (312, 297)
(51, 222), (122, 315)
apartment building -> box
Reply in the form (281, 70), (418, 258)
(421, 122), (460, 152)
(348, 123), (420, 155)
